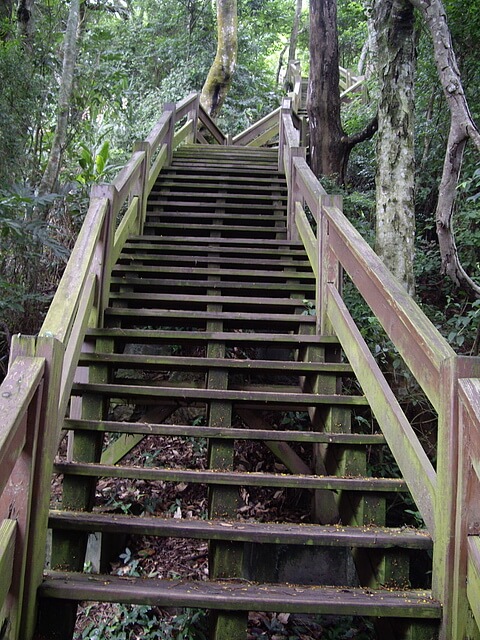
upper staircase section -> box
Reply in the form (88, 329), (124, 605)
(0, 91), (479, 640)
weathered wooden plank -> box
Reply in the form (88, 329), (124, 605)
(108, 292), (310, 308)
(105, 305), (314, 319)
(325, 284), (436, 533)
(40, 197), (107, 343)
(112, 196), (140, 265)
(39, 572), (441, 618)
(71, 381), (367, 406)
(85, 328), (338, 346)
(112, 151), (145, 206)
(65, 418), (385, 445)
(0, 519), (16, 610)
(79, 352), (351, 373)
(53, 461), (408, 491)
(295, 202), (318, 277)
(59, 273), (96, 421)
(0, 357), (45, 497)
(111, 264), (314, 280)
(48, 510), (432, 548)
(125, 234), (301, 247)
(232, 107), (280, 146)
(173, 119), (194, 148)
(110, 276), (315, 293)
(323, 204), (454, 413)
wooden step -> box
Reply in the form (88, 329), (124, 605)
(126, 235), (305, 248)
(71, 381), (366, 407)
(121, 240), (307, 258)
(103, 308), (317, 330)
(115, 254), (312, 270)
(107, 292), (312, 311)
(39, 572), (441, 618)
(64, 418), (385, 445)
(109, 276), (316, 294)
(85, 328), (339, 346)
(48, 511), (431, 549)
(151, 180), (287, 194)
(148, 191), (287, 203)
(111, 264), (315, 280)
(53, 462), (406, 492)
(78, 352), (351, 374)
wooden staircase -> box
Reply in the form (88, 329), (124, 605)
(37, 145), (441, 638)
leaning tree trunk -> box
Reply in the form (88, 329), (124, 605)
(200, 0), (237, 120)
(374, 0), (416, 294)
(38, 0), (80, 197)
(409, 0), (480, 297)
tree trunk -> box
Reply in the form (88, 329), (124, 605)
(38, 0), (80, 196)
(409, 0), (480, 297)
(200, 0), (237, 120)
(284, 0), (302, 90)
(374, 0), (416, 294)
(307, 0), (346, 178)
(307, 0), (377, 183)
(16, 0), (34, 46)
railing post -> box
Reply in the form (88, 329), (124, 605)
(90, 183), (117, 328)
(187, 94), (200, 144)
(0, 335), (43, 640)
(317, 195), (342, 336)
(278, 97), (291, 174)
(164, 102), (176, 164)
(287, 150), (306, 241)
(431, 355), (460, 640)
(132, 141), (151, 233)
(17, 336), (64, 639)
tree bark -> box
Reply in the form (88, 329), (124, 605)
(16, 0), (34, 46)
(200, 0), (237, 120)
(409, 0), (480, 296)
(307, 0), (345, 178)
(307, 0), (377, 183)
(374, 0), (416, 294)
(38, 0), (80, 196)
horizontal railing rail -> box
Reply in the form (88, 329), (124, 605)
(232, 107), (281, 147)
(278, 96), (480, 640)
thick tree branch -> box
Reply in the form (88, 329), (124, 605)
(409, 0), (480, 296)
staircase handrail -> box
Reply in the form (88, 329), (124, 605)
(232, 107), (281, 147)
(279, 97), (480, 638)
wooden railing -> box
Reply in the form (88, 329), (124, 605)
(0, 93), (227, 639)
(278, 98), (480, 640)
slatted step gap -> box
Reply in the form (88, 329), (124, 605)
(115, 256), (312, 269)
(53, 462), (407, 492)
(48, 511), (431, 549)
(71, 382), (366, 406)
(64, 419), (385, 445)
(39, 572), (440, 618)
